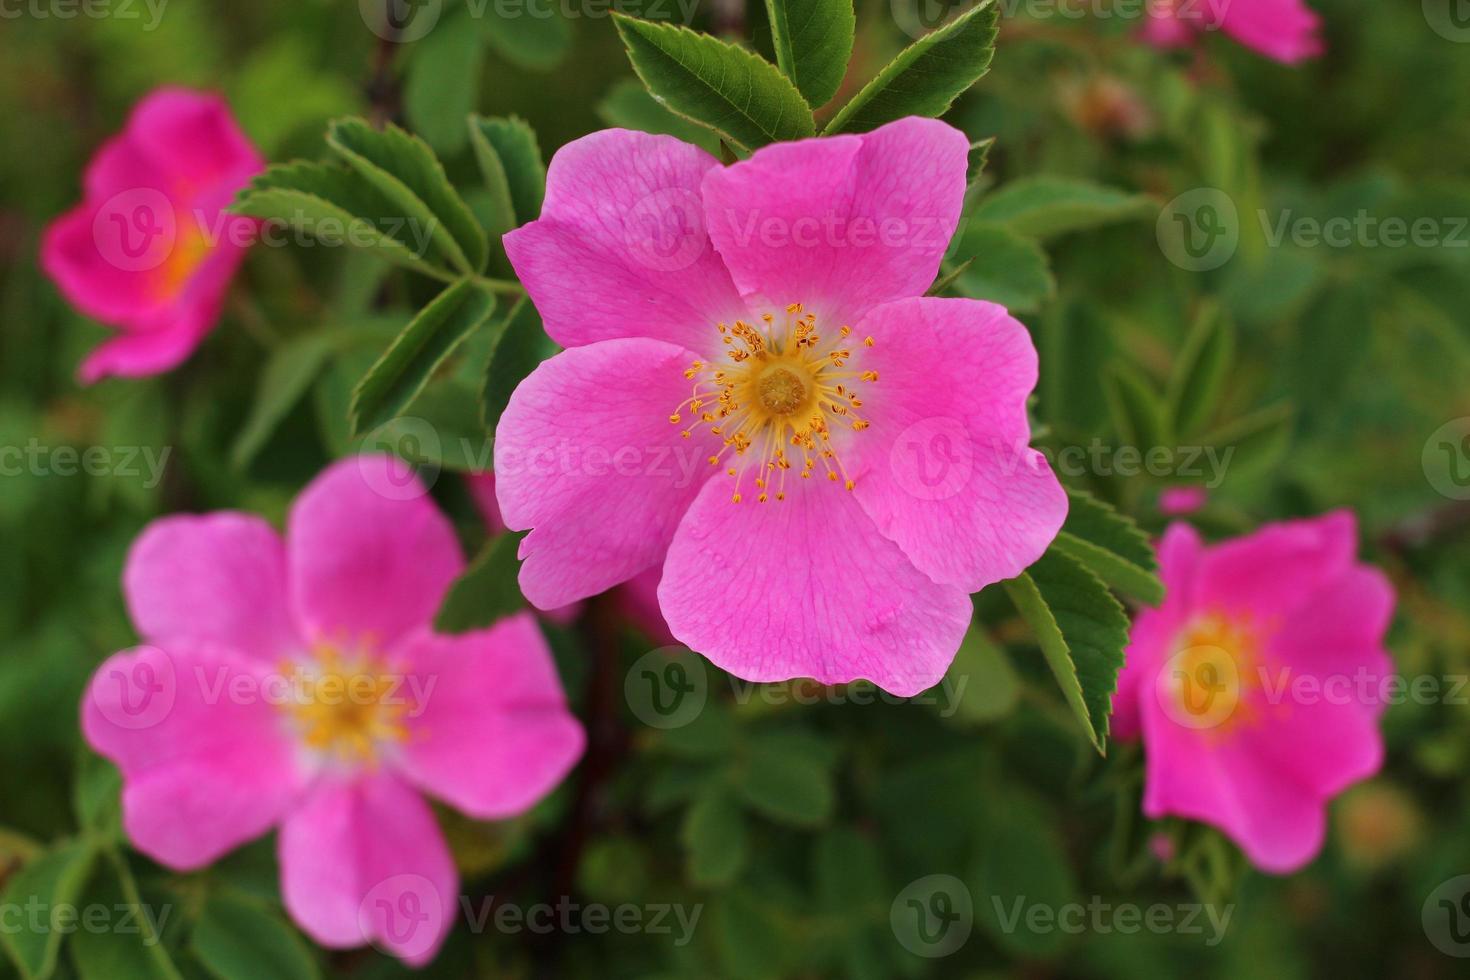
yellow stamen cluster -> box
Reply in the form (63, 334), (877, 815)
(284, 642), (409, 767)
(668, 304), (877, 503)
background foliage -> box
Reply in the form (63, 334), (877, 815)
(1, 0), (1469, 976)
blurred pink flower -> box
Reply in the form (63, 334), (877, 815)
(82, 457), (584, 965)
(40, 87), (264, 383)
(1113, 512), (1394, 873)
(1159, 485), (1208, 515)
(1140, 0), (1324, 64)
(494, 119), (1067, 696)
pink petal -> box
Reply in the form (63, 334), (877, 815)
(81, 644), (304, 870)
(1139, 0), (1200, 49)
(503, 129), (746, 350)
(40, 200), (167, 326)
(846, 298), (1067, 592)
(287, 456), (464, 649)
(1112, 523), (1203, 740)
(123, 88), (265, 187)
(1269, 565), (1395, 715)
(1194, 510), (1357, 624)
(658, 477), (973, 697)
(279, 774), (456, 967)
(465, 473), (583, 623)
(122, 513), (297, 661)
(393, 616), (584, 818)
(493, 339), (719, 609)
(701, 117), (968, 324)
(1217, 0), (1324, 63)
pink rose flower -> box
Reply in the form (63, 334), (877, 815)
(40, 87), (264, 383)
(82, 456), (585, 965)
(467, 472), (675, 644)
(1140, 0), (1324, 65)
(1113, 512), (1395, 872)
(493, 118), (1068, 697)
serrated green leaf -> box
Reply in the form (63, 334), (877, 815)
(480, 295), (552, 433)
(972, 175), (1152, 239)
(1, 840), (99, 980)
(230, 332), (336, 469)
(949, 222), (1055, 312)
(231, 161), (452, 279)
(191, 894), (319, 980)
(765, 0), (854, 109)
(682, 787), (748, 887)
(405, 16), (485, 155)
(469, 115), (546, 226)
(1103, 361), (1171, 452)
(612, 13), (815, 152)
(1052, 490), (1164, 605)
(349, 279), (497, 437)
(478, 1), (572, 71)
(597, 79), (721, 155)
(1003, 549), (1129, 754)
(434, 532), (526, 634)
(1167, 302), (1236, 439)
(823, 0), (997, 135)
(327, 117), (488, 274)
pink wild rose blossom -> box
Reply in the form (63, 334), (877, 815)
(1140, 0), (1324, 64)
(81, 456), (585, 965)
(1112, 512), (1395, 873)
(493, 118), (1068, 697)
(41, 87), (264, 383)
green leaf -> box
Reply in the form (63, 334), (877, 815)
(764, 0), (854, 109)
(349, 279), (497, 437)
(191, 894), (319, 980)
(612, 13), (815, 152)
(469, 115), (546, 226)
(327, 117), (488, 275)
(70, 853), (182, 980)
(1166, 302), (1236, 439)
(943, 624), (1019, 724)
(478, 2), (572, 71)
(949, 222), (1055, 312)
(597, 79), (721, 155)
(813, 827), (884, 918)
(231, 162), (452, 279)
(1, 839), (99, 980)
(480, 296), (552, 433)
(971, 793), (1079, 958)
(1103, 361), (1171, 451)
(405, 16), (485, 155)
(1052, 490), (1164, 605)
(1003, 549), (1129, 754)
(1199, 402), (1294, 478)
(971, 175), (1153, 240)
(736, 731), (835, 826)
(230, 332), (336, 469)
(715, 890), (787, 979)
(682, 787), (749, 887)
(72, 749), (121, 840)
(823, 0), (997, 135)
(434, 532), (526, 634)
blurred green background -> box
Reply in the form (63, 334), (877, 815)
(2, 0), (1469, 977)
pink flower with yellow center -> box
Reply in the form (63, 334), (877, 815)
(493, 118), (1068, 696)
(1140, 0), (1324, 64)
(40, 87), (264, 383)
(81, 456), (585, 965)
(1112, 512), (1395, 872)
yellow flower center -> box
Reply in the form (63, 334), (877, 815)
(151, 221), (210, 301)
(283, 644), (409, 767)
(1160, 612), (1261, 733)
(668, 303), (877, 503)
